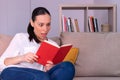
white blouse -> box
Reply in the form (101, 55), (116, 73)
(0, 33), (57, 71)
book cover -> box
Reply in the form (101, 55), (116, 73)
(88, 16), (95, 32)
(71, 18), (77, 32)
(36, 40), (72, 65)
(62, 15), (68, 32)
(68, 17), (74, 32)
(71, 18), (80, 32)
(74, 19), (80, 32)
(93, 18), (99, 32)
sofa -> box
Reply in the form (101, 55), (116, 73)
(1, 32), (120, 80)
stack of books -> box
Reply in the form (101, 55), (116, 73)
(88, 16), (99, 32)
(62, 15), (80, 32)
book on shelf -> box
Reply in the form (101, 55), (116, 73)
(68, 17), (74, 32)
(62, 15), (68, 32)
(62, 15), (80, 32)
(74, 19), (80, 32)
(93, 18), (99, 32)
(88, 16), (99, 32)
(71, 18), (77, 32)
(88, 16), (95, 32)
(66, 17), (71, 32)
(71, 18), (80, 32)
(36, 40), (72, 65)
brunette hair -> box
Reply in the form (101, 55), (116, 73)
(27, 7), (51, 43)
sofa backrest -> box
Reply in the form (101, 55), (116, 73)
(0, 34), (61, 57)
(60, 32), (120, 77)
(0, 34), (13, 56)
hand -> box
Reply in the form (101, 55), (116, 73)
(21, 52), (38, 63)
(44, 61), (54, 72)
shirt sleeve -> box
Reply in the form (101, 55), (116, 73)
(0, 33), (23, 71)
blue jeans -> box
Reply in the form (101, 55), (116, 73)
(0, 61), (75, 80)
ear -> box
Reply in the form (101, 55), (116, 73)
(30, 19), (34, 27)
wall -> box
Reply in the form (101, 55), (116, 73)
(0, 0), (119, 37)
(31, 0), (93, 36)
(31, 0), (95, 37)
(0, 0), (30, 36)
(94, 0), (120, 32)
(0, 0), (94, 37)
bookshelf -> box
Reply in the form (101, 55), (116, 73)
(59, 4), (117, 32)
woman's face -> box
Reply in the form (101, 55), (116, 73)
(31, 14), (51, 41)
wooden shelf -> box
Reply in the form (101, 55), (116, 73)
(59, 4), (117, 32)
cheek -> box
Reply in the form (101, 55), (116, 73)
(33, 27), (41, 34)
(48, 27), (51, 31)
(48, 28), (51, 31)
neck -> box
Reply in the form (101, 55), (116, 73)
(37, 36), (48, 42)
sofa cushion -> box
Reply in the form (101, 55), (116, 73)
(63, 47), (79, 64)
(60, 32), (120, 77)
(0, 34), (13, 56)
(73, 77), (120, 80)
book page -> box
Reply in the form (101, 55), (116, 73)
(44, 40), (60, 48)
(61, 44), (72, 47)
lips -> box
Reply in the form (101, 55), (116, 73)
(41, 33), (47, 37)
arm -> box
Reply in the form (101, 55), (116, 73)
(0, 33), (38, 69)
(4, 52), (38, 66)
(4, 55), (23, 66)
(0, 34), (21, 69)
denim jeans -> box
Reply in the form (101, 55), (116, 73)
(0, 61), (75, 80)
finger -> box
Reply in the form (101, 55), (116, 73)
(34, 54), (38, 58)
(33, 57), (38, 62)
(28, 54), (37, 61)
(45, 63), (50, 67)
(27, 57), (35, 63)
(47, 60), (53, 64)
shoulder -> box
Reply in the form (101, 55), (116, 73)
(13, 33), (29, 40)
(14, 33), (28, 38)
(12, 33), (29, 42)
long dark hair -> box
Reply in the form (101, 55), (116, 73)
(27, 7), (51, 43)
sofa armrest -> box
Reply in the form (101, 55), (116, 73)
(0, 34), (13, 56)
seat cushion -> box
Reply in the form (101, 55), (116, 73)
(73, 77), (120, 80)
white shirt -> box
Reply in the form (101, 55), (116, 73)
(0, 33), (57, 71)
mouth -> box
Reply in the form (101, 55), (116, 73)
(41, 33), (47, 37)
(37, 33), (48, 41)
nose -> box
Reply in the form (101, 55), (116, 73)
(42, 26), (49, 32)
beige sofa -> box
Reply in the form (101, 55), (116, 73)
(1, 32), (120, 80)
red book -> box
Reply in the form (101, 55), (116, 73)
(36, 40), (72, 66)
(88, 16), (95, 32)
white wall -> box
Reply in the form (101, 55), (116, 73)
(0, 0), (120, 37)
(94, 0), (120, 32)
(31, 0), (94, 37)
(0, 0), (94, 37)
(0, 0), (30, 36)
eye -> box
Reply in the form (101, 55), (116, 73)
(38, 23), (44, 27)
(47, 23), (51, 26)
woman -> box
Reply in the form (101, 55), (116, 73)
(0, 7), (75, 80)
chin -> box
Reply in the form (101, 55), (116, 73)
(42, 37), (47, 40)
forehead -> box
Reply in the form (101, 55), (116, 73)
(35, 14), (51, 23)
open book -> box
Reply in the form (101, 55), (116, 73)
(36, 40), (72, 65)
